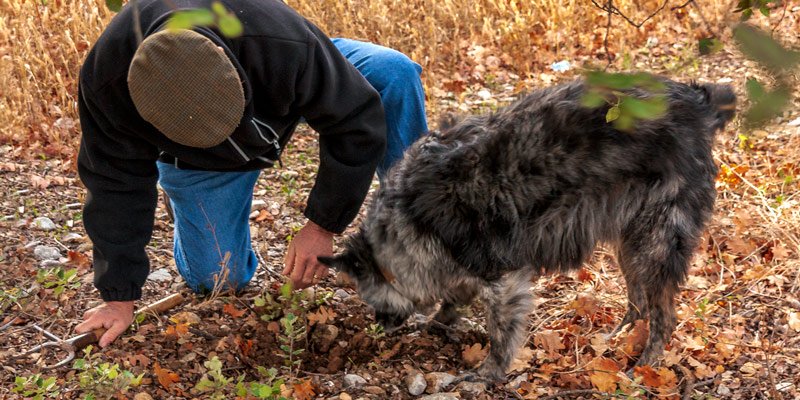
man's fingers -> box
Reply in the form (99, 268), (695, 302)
(98, 320), (126, 348)
(74, 319), (97, 334)
(302, 257), (318, 285)
(282, 243), (296, 276)
(82, 307), (98, 321)
(291, 256), (310, 289)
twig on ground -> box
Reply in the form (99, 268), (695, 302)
(678, 364), (696, 400)
(772, 0), (790, 34)
(671, 0), (693, 11)
(540, 389), (623, 399)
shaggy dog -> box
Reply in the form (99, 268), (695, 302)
(319, 78), (736, 381)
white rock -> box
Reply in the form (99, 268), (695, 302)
(455, 380), (486, 395)
(251, 199), (267, 211)
(40, 260), (63, 268)
(716, 384), (732, 396)
(34, 245), (61, 261)
(33, 217), (57, 231)
(280, 170), (300, 180)
(406, 372), (427, 396)
(424, 372), (456, 394)
(506, 373), (528, 390)
(419, 393), (460, 400)
(147, 268), (172, 282)
(334, 289), (351, 300)
(61, 233), (83, 243)
(343, 374), (367, 389)
(788, 116), (800, 127)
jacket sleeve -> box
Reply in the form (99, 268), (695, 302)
(77, 82), (160, 302)
(293, 27), (387, 234)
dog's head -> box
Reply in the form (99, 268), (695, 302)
(318, 231), (415, 332)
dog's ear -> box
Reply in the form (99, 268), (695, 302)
(317, 253), (358, 278)
(317, 255), (336, 268)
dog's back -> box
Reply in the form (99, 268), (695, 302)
(385, 79), (733, 281)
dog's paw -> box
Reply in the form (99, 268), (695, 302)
(424, 319), (462, 343)
(454, 372), (484, 384)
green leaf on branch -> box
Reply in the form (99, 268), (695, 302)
(733, 23), (800, 72)
(105, 0), (122, 12)
(699, 37), (723, 55)
(745, 78), (766, 101)
(620, 95), (667, 120)
(582, 71), (668, 131)
(218, 14), (243, 37)
(585, 71), (665, 92)
(165, 3), (242, 38)
(581, 91), (606, 108)
(606, 106), (620, 123)
(744, 85), (791, 126)
(166, 9), (215, 31)
(212, 1), (243, 37)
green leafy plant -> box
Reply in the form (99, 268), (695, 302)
(254, 282), (308, 322)
(194, 356), (244, 399)
(248, 366), (289, 400)
(193, 357), (290, 399)
(73, 346), (144, 399)
(36, 267), (80, 297)
(365, 323), (385, 339)
(12, 374), (59, 400)
(1, 286), (27, 312)
(278, 313), (306, 376)
(313, 289), (335, 306)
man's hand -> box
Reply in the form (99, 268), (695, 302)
(75, 301), (135, 348)
(283, 221), (334, 289)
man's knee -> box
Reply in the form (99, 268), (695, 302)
(177, 246), (257, 293)
(365, 49), (423, 93)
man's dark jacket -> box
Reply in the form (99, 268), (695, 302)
(78, 0), (387, 302)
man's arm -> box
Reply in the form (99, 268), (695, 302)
(75, 82), (159, 345)
(280, 26), (387, 287)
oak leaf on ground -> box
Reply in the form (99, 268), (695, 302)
(153, 362), (180, 391)
(461, 343), (488, 367)
(586, 356), (622, 393)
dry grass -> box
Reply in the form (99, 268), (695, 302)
(0, 0), (112, 156)
(0, 0), (734, 154)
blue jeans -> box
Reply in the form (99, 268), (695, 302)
(158, 38), (428, 292)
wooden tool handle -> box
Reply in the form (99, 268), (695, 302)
(71, 328), (108, 349)
(135, 293), (185, 315)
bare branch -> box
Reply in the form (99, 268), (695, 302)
(591, 0), (669, 28)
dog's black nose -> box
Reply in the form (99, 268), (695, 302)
(375, 311), (406, 331)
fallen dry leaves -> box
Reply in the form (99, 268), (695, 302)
(586, 356), (622, 393)
(461, 343), (488, 367)
(153, 363), (181, 392)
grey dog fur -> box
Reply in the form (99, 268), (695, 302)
(319, 78), (736, 381)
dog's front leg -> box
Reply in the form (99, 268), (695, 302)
(469, 270), (534, 382)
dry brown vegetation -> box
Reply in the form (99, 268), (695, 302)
(1, 0), (737, 153)
(1, 0), (800, 399)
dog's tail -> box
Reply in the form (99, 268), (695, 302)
(695, 83), (737, 132)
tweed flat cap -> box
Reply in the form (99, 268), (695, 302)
(127, 29), (245, 148)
